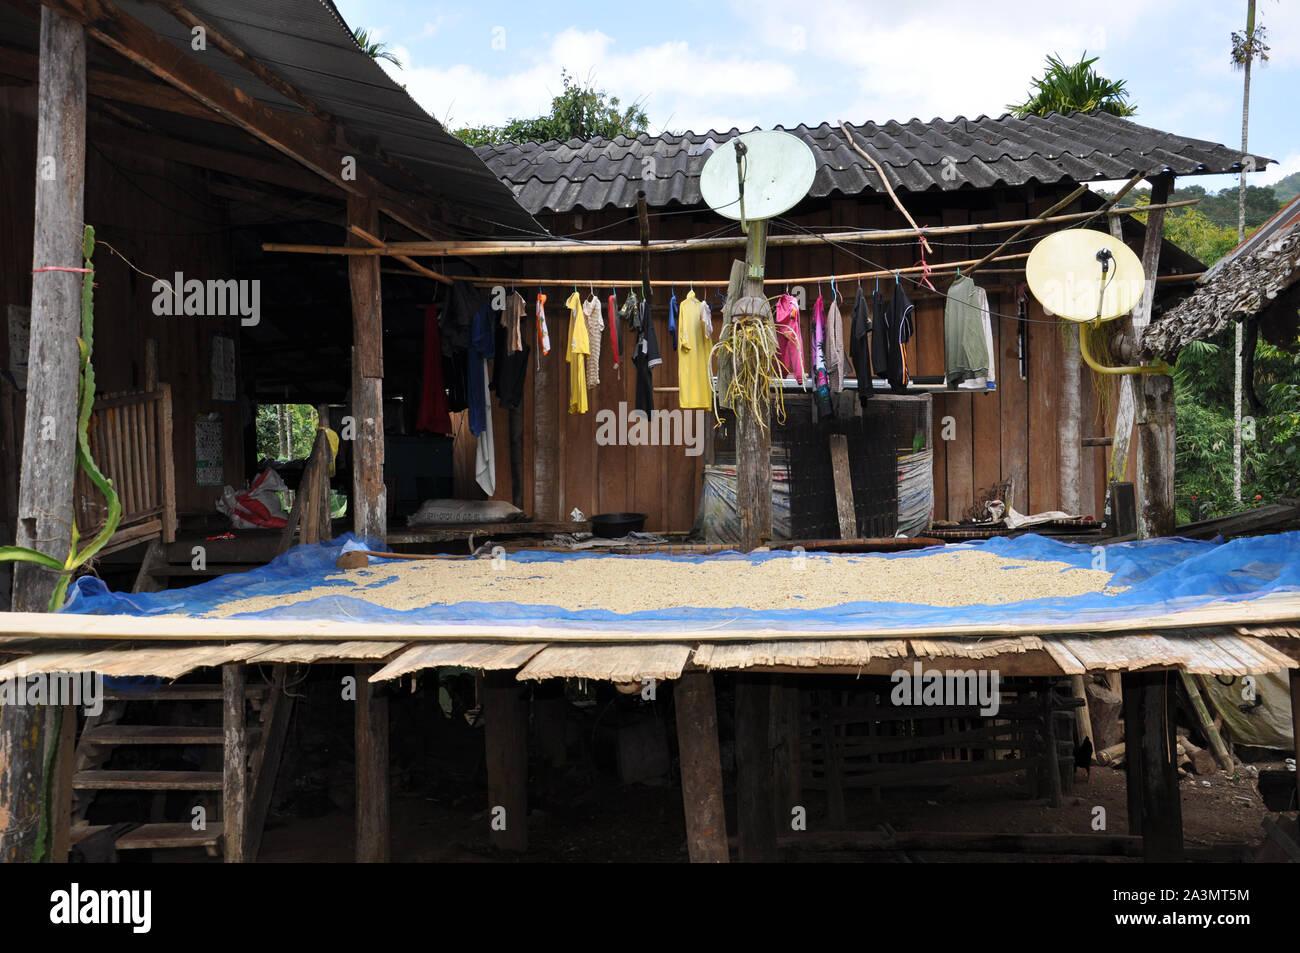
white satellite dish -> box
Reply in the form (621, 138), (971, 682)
(700, 130), (817, 222)
(1026, 228), (1147, 323)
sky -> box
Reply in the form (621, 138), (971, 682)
(334, 0), (1300, 197)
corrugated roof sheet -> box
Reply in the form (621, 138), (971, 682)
(476, 113), (1271, 216)
(0, 0), (539, 236)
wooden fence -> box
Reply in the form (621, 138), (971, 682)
(74, 386), (176, 554)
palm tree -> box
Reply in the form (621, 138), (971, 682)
(1231, 2), (1271, 499)
(1008, 53), (1137, 118)
(352, 27), (402, 69)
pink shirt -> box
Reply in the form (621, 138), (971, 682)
(775, 293), (805, 380)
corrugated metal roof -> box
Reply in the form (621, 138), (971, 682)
(0, 0), (539, 236)
(476, 113), (1271, 216)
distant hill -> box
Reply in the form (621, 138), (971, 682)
(1273, 170), (1300, 205)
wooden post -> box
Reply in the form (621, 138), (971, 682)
(1121, 672), (1145, 836)
(482, 671), (528, 852)
(354, 665), (390, 862)
(1178, 672), (1233, 770)
(347, 196), (386, 540)
(221, 663), (247, 863)
(674, 671), (729, 862)
(770, 679), (802, 834)
(49, 705), (76, 863)
(1140, 672), (1184, 861)
(1291, 670), (1300, 815)
(0, 7), (86, 864)
(736, 218), (772, 550)
(1059, 325), (1082, 514)
(245, 664), (293, 862)
(1041, 679), (1063, 808)
(736, 674), (777, 861)
(1134, 175), (1175, 538)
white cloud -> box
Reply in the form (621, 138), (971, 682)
(1258, 151), (1300, 186)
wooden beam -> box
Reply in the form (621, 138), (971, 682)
(1121, 671), (1145, 836)
(348, 196), (386, 539)
(244, 665), (292, 861)
(1140, 671), (1184, 861)
(482, 671), (528, 852)
(1135, 174), (1176, 538)
(735, 674), (777, 862)
(221, 663), (247, 862)
(770, 679), (801, 834)
(49, 704), (77, 862)
(732, 255), (771, 551)
(1, 8), (85, 863)
(829, 435), (856, 538)
(354, 665), (389, 861)
(674, 671), (729, 862)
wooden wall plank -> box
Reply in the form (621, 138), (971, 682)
(998, 290), (1030, 513)
(1027, 300), (1060, 514)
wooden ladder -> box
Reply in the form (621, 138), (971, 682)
(68, 665), (293, 861)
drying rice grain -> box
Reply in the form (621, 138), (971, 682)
(205, 550), (1124, 618)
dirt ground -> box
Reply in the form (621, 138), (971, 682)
(249, 758), (1285, 863)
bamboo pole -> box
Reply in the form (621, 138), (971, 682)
(965, 184), (1091, 277)
(837, 120), (933, 253)
(259, 200), (1198, 259)
(1178, 672), (1233, 771)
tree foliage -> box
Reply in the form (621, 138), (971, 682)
(255, 404), (318, 461)
(453, 70), (649, 146)
(1008, 53), (1137, 118)
(353, 27), (402, 68)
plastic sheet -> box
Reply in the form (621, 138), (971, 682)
(61, 531), (1300, 633)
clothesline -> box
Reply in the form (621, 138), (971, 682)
(446, 252), (1033, 290)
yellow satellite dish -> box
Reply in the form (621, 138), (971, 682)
(1025, 228), (1146, 323)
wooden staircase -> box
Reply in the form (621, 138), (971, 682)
(69, 667), (292, 861)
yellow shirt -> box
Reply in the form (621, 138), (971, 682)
(677, 291), (712, 409)
(566, 291), (590, 414)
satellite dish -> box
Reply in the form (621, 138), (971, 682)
(1025, 228), (1146, 322)
(700, 130), (816, 222)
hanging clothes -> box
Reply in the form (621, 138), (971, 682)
(774, 293), (805, 380)
(976, 285), (995, 389)
(536, 292), (551, 356)
(468, 299), (496, 495)
(668, 290), (679, 351)
(565, 291), (590, 414)
(811, 294), (833, 419)
(849, 285), (873, 404)
(503, 290), (526, 354)
(415, 303), (452, 435)
(583, 295), (604, 388)
(619, 289), (642, 336)
(607, 291), (621, 374)
(825, 292), (846, 393)
(884, 283), (915, 393)
(677, 290), (712, 410)
(492, 315), (531, 410)
(870, 287), (889, 378)
(633, 297), (661, 416)
(944, 275), (989, 388)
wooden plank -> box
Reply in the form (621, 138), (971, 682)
(2, 7), (85, 863)
(945, 392), (974, 517)
(71, 821), (223, 851)
(1027, 301), (1059, 513)
(482, 670), (528, 852)
(81, 724), (224, 745)
(73, 769), (223, 790)
(1141, 671), (1184, 861)
(971, 300), (1002, 503)
(246, 665), (292, 861)
(674, 670), (729, 862)
(157, 383), (176, 542)
(828, 434), (856, 538)
(930, 394), (949, 520)
(735, 674), (777, 862)
(354, 664), (390, 861)
(221, 663), (247, 862)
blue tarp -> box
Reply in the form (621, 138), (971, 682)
(61, 532), (1300, 632)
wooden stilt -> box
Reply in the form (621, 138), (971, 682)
(1140, 672), (1184, 861)
(1121, 672), (1145, 836)
(49, 705), (77, 862)
(245, 665), (293, 861)
(1042, 679), (1062, 808)
(354, 665), (390, 861)
(674, 671), (729, 862)
(736, 674), (777, 862)
(481, 671), (528, 852)
(221, 663), (247, 863)
(770, 679), (802, 832)
(0, 4), (86, 865)
(347, 196), (386, 540)
(1290, 669), (1300, 820)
